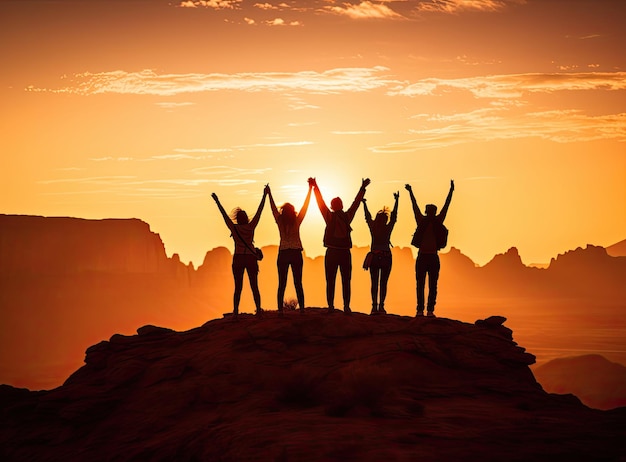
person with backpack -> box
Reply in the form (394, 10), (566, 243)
(311, 177), (370, 314)
(362, 191), (399, 315)
(405, 180), (454, 317)
(212, 187), (268, 318)
(266, 180), (313, 315)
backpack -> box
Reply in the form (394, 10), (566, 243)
(411, 218), (448, 250)
(324, 211), (352, 248)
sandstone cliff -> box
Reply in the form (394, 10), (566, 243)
(0, 214), (174, 274)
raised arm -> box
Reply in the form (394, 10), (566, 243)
(346, 178), (370, 221)
(362, 198), (372, 225)
(249, 186), (268, 227)
(389, 191), (399, 226)
(267, 185), (280, 221)
(297, 182), (313, 222)
(211, 193), (234, 231)
(311, 178), (331, 221)
(404, 184), (423, 222)
(438, 180), (454, 222)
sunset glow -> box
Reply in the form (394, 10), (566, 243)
(1, 0), (625, 267)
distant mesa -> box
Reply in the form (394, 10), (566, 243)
(0, 214), (182, 275)
(533, 354), (626, 410)
(606, 238), (626, 257)
(1, 312), (625, 461)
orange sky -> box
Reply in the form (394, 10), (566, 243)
(1, 0), (625, 266)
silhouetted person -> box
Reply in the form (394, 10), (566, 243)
(267, 180), (313, 314)
(212, 188), (268, 318)
(311, 177), (370, 314)
(405, 180), (454, 317)
(363, 191), (399, 315)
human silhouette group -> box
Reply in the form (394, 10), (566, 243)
(212, 178), (454, 319)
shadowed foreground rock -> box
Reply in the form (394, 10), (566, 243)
(1, 310), (625, 461)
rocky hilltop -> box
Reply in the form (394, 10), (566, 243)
(1, 311), (625, 461)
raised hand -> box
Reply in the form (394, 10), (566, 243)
(450, 179), (455, 191)
(362, 178), (371, 189)
(394, 191), (400, 200)
(405, 184), (412, 192)
(211, 192), (219, 202)
(308, 177), (317, 188)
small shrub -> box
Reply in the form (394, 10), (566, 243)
(282, 298), (298, 311)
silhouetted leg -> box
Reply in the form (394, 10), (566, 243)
(339, 250), (352, 311)
(232, 257), (245, 315)
(325, 249), (339, 309)
(427, 255), (440, 313)
(292, 251), (305, 310)
(415, 256), (426, 314)
(277, 251), (289, 310)
(379, 257), (392, 310)
(246, 257), (261, 312)
(369, 267), (380, 310)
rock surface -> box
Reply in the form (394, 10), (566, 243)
(1, 311), (624, 461)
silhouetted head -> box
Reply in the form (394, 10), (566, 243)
(232, 208), (249, 224)
(375, 209), (389, 225)
(425, 204), (437, 217)
(330, 197), (343, 211)
(280, 202), (297, 226)
(280, 203), (296, 219)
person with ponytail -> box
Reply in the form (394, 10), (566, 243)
(266, 179), (313, 314)
(362, 191), (399, 315)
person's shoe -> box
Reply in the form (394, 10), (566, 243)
(379, 307), (387, 315)
(299, 307), (305, 314)
(326, 306), (335, 314)
(370, 304), (378, 315)
(343, 307), (352, 315)
(416, 310), (424, 317)
(256, 308), (264, 317)
(426, 311), (436, 317)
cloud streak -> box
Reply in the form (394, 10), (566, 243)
(29, 69), (626, 101)
(416, 0), (524, 14)
(393, 72), (626, 99)
(28, 67), (397, 96)
(326, 1), (404, 20)
(371, 109), (626, 152)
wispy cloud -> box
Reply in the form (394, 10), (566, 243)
(28, 67), (397, 96)
(179, 0), (241, 10)
(416, 0), (523, 14)
(332, 130), (383, 135)
(233, 141), (313, 148)
(38, 176), (137, 185)
(370, 109), (626, 152)
(265, 17), (302, 26)
(30, 69), (625, 101)
(155, 101), (195, 109)
(392, 72), (626, 99)
(326, 1), (404, 20)
(193, 167), (268, 186)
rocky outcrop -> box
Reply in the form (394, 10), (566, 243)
(1, 311), (624, 461)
